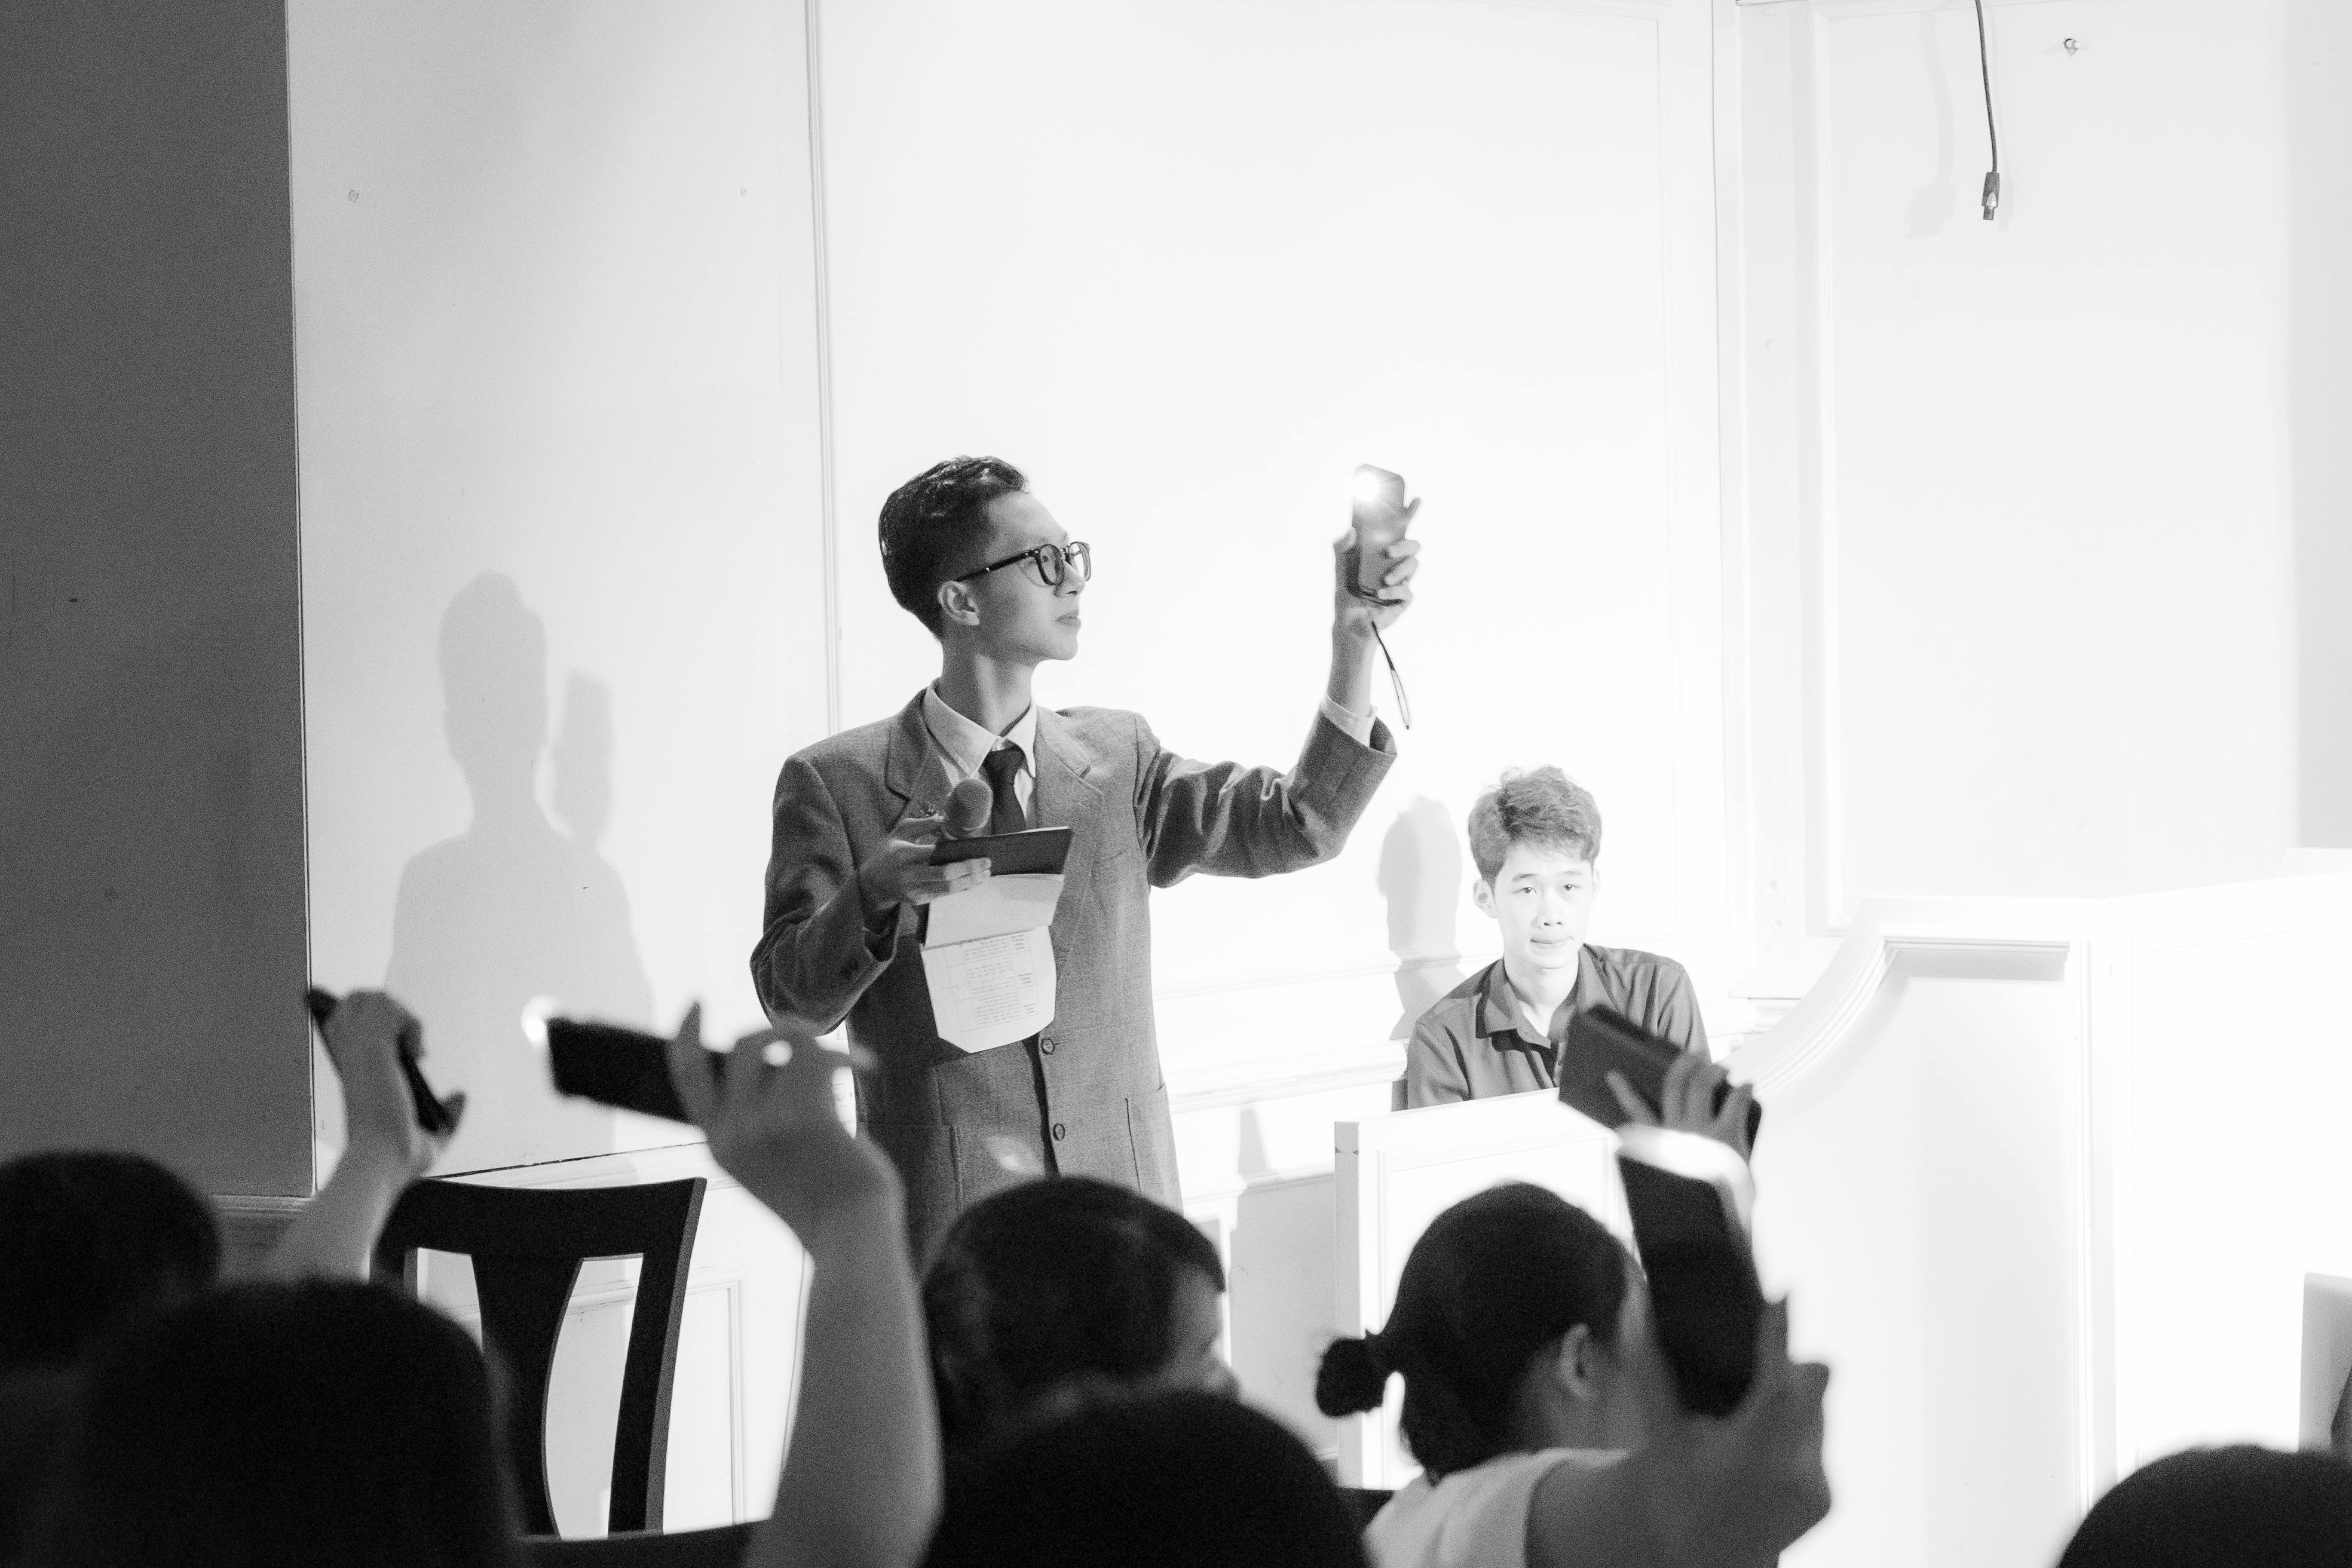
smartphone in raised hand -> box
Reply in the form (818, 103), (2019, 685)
(1347, 465), (1415, 602)
(544, 1017), (725, 1125)
(1616, 1124), (1764, 1416)
(1564, 1006), (1763, 1149)
(305, 986), (458, 1137)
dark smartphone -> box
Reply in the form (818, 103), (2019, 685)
(1560, 1006), (1763, 1149)
(305, 986), (457, 1137)
(545, 1018), (722, 1125)
(1616, 1125), (1765, 1416)
(1347, 465), (1414, 602)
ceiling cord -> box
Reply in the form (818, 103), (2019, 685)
(1973, 0), (2001, 219)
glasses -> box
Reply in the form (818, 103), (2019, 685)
(952, 540), (1092, 590)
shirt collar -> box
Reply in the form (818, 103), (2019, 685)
(1474, 951), (1589, 1046)
(920, 684), (1038, 779)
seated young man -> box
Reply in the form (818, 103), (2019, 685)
(1404, 767), (1707, 1108)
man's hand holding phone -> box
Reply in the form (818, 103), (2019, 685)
(1607, 1052), (1758, 1159)
(664, 1004), (899, 1259)
(856, 812), (991, 921)
(1332, 464), (1422, 639)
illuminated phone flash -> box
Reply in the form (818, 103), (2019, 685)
(519, 996), (559, 1051)
(1350, 466), (1390, 504)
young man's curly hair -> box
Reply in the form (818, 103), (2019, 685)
(1465, 765), (1601, 883)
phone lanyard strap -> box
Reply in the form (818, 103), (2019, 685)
(1370, 622), (1410, 730)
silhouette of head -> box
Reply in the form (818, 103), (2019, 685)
(439, 573), (549, 808)
(0, 1151), (219, 1375)
(2057, 1445), (2352, 1568)
(923, 1387), (1367, 1568)
(924, 1176), (1232, 1451)
(29, 1279), (519, 1568)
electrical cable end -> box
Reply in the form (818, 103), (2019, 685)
(1981, 170), (2002, 221)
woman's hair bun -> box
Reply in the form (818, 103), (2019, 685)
(1313, 1333), (1391, 1418)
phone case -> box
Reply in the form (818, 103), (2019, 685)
(1349, 466), (1411, 601)
(1616, 1126), (1765, 1416)
(546, 1018), (720, 1125)
(1560, 1006), (1763, 1147)
(927, 825), (1074, 874)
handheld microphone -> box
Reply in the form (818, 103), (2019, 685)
(944, 775), (993, 839)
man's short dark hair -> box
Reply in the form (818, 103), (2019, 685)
(1465, 765), (1603, 883)
(879, 457), (1028, 638)
(921, 1176), (1225, 1451)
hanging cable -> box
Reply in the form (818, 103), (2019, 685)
(1973, 0), (2001, 219)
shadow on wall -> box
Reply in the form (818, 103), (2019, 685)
(1377, 798), (1466, 1042)
(386, 572), (651, 1173)
(2287, 0), (2352, 847)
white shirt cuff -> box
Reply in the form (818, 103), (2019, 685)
(1318, 695), (1377, 746)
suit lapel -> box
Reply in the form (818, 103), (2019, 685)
(1032, 708), (1105, 912)
(882, 691), (948, 819)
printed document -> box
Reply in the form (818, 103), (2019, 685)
(920, 872), (1065, 1051)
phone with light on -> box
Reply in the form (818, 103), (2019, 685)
(1346, 465), (1416, 602)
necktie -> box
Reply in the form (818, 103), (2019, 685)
(982, 746), (1026, 837)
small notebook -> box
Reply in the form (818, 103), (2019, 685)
(928, 826), (1074, 877)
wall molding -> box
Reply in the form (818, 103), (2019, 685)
(1725, 893), (2087, 1094)
(803, 0), (843, 736)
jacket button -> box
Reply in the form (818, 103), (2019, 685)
(1052, 1123), (1067, 1141)
(1039, 1037), (1056, 1055)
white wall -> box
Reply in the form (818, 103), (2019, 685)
(289, 0), (829, 1173)
(1723, 0), (2325, 997)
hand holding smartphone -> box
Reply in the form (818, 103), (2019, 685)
(1346, 465), (1417, 602)
(1563, 1006), (1763, 1152)
(544, 1016), (726, 1125)
(1616, 1124), (1764, 1416)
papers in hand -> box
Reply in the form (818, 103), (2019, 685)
(919, 829), (1071, 1052)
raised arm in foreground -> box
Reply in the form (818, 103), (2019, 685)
(258, 990), (458, 1282)
(670, 1007), (939, 1568)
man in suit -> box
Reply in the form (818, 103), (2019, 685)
(754, 455), (1417, 1255)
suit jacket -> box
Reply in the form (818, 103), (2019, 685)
(754, 694), (1395, 1257)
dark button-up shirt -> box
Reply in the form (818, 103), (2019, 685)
(1402, 944), (1708, 1107)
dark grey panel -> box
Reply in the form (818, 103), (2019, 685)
(0, 0), (310, 1194)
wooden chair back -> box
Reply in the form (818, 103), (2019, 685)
(372, 1176), (707, 1536)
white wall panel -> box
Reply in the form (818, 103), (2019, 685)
(289, 1), (829, 1172)
(1723, 0), (2300, 998)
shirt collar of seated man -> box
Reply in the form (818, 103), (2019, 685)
(1469, 840), (1598, 1049)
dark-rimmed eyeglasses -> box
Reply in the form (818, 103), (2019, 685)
(951, 540), (1092, 590)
